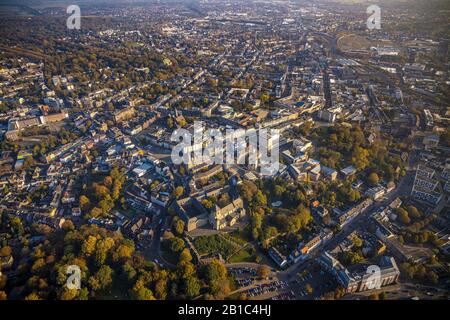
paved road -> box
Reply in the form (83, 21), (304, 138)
(143, 210), (176, 269)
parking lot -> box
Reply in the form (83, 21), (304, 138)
(236, 278), (254, 288)
(244, 280), (289, 299)
(271, 291), (297, 300)
(289, 266), (338, 299)
(228, 267), (257, 278)
(230, 264), (340, 300)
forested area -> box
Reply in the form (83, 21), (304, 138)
(0, 213), (234, 300)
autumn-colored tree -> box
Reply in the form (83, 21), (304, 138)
(59, 288), (79, 300)
(89, 265), (113, 292)
(25, 292), (41, 300)
(260, 92), (270, 103)
(173, 186), (184, 199)
(168, 237), (184, 253)
(154, 279), (168, 300)
(98, 198), (114, 215)
(201, 199), (214, 209)
(211, 278), (231, 299)
(133, 286), (155, 300)
(397, 208), (411, 225)
(61, 220), (75, 231)
(94, 184), (111, 201)
(0, 273), (7, 290)
(112, 243), (135, 262)
(352, 236), (363, 248)
(0, 246), (12, 257)
(239, 292), (248, 300)
(89, 207), (103, 218)
(351, 146), (369, 170)
(82, 235), (98, 257)
(368, 172), (380, 186)
(254, 190), (267, 207)
(79, 195), (91, 212)
(406, 206), (421, 219)
(305, 283), (313, 295)
(166, 117), (174, 129)
(174, 219), (185, 235)
(238, 180), (258, 203)
(206, 259), (227, 280)
(103, 176), (113, 188)
(177, 261), (196, 279)
(184, 276), (200, 298)
(179, 248), (192, 263)
(257, 265), (270, 279)
(94, 237), (115, 266)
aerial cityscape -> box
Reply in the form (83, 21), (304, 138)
(0, 0), (449, 303)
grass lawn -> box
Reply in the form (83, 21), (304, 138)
(193, 233), (263, 263)
(228, 248), (256, 263)
(193, 234), (239, 260)
(230, 226), (253, 243)
(160, 239), (180, 265)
